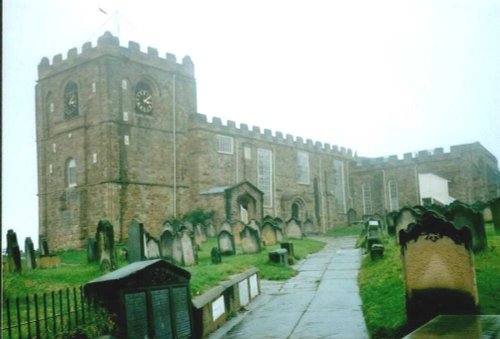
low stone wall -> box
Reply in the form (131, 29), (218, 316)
(192, 267), (260, 338)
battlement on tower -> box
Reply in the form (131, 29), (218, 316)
(38, 31), (194, 79)
(190, 112), (353, 158)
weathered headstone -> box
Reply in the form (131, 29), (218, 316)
(490, 197), (500, 234)
(366, 223), (381, 250)
(211, 247), (222, 264)
(386, 211), (398, 236)
(160, 229), (174, 260)
(217, 230), (235, 256)
(7, 230), (21, 272)
(220, 220), (233, 234)
(39, 235), (50, 256)
(194, 223), (206, 247)
(206, 222), (216, 238)
(128, 218), (145, 262)
(268, 249), (288, 265)
(347, 208), (357, 225)
(482, 206), (493, 223)
(370, 243), (384, 260)
(145, 233), (160, 259)
(399, 212), (479, 329)
(248, 219), (261, 237)
(178, 230), (196, 266)
(280, 242), (295, 259)
(303, 219), (315, 234)
(395, 207), (419, 243)
(261, 221), (278, 246)
(87, 238), (97, 263)
(240, 226), (261, 254)
(232, 220), (245, 245)
(183, 220), (194, 233)
(285, 218), (303, 239)
(25, 237), (37, 270)
(446, 203), (487, 252)
(96, 219), (117, 271)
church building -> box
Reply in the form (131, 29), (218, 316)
(36, 32), (500, 250)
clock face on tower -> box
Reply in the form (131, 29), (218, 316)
(135, 83), (153, 114)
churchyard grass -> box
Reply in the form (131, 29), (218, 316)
(3, 238), (325, 299)
(325, 223), (364, 237)
(358, 222), (500, 338)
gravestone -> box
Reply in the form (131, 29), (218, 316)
(370, 244), (384, 260)
(395, 207), (419, 243)
(160, 229), (174, 260)
(172, 231), (196, 266)
(275, 227), (284, 242)
(96, 219), (117, 271)
(285, 218), (303, 239)
(217, 230), (235, 256)
(249, 219), (261, 237)
(220, 220), (233, 234)
(399, 212), (479, 329)
(206, 222), (216, 238)
(232, 220), (245, 245)
(446, 203), (487, 252)
(347, 208), (357, 225)
(386, 211), (398, 236)
(25, 237), (37, 270)
(268, 249), (288, 265)
(194, 223), (206, 247)
(490, 197), (500, 234)
(211, 247), (221, 264)
(261, 221), (278, 246)
(482, 206), (492, 223)
(145, 233), (160, 259)
(87, 238), (97, 263)
(183, 220), (194, 233)
(7, 229), (21, 272)
(240, 226), (261, 254)
(280, 242), (295, 259)
(366, 223), (381, 250)
(303, 219), (315, 234)
(128, 218), (145, 262)
(372, 214), (385, 229)
(39, 235), (50, 256)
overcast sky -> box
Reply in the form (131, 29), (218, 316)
(3, 0), (500, 247)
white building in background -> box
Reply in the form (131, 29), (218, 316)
(418, 173), (455, 206)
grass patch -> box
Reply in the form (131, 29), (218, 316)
(359, 223), (500, 338)
(2, 237), (325, 299)
(325, 223), (364, 237)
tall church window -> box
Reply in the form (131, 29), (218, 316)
(388, 180), (399, 211)
(64, 82), (79, 119)
(258, 148), (273, 207)
(362, 183), (372, 215)
(297, 151), (310, 184)
(67, 158), (77, 187)
(216, 135), (234, 154)
(333, 159), (346, 213)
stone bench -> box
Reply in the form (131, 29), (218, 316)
(268, 249), (288, 265)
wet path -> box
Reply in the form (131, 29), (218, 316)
(209, 236), (369, 339)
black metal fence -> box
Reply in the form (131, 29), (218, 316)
(2, 286), (96, 338)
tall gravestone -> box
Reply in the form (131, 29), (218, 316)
(25, 237), (37, 270)
(160, 229), (174, 260)
(194, 223), (205, 247)
(240, 226), (261, 254)
(87, 238), (97, 263)
(206, 222), (216, 238)
(39, 235), (50, 256)
(395, 207), (419, 243)
(220, 220), (233, 234)
(446, 203), (487, 252)
(490, 197), (500, 234)
(7, 230), (21, 272)
(261, 221), (278, 246)
(303, 219), (315, 234)
(285, 218), (303, 239)
(217, 230), (235, 255)
(386, 211), (398, 236)
(399, 212), (479, 329)
(232, 220), (245, 245)
(172, 229), (196, 266)
(96, 220), (117, 271)
(145, 233), (161, 259)
(128, 219), (145, 262)
(249, 219), (261, 237)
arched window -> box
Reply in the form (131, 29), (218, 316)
(291, 202), (300, 220)
(362, 183), (372, 215)
(67, 158), (77, 187)
(388, 180), (399, 211)
(64, 82), (79, 119)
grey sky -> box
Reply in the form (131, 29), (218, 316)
(3, 0), (500, 246)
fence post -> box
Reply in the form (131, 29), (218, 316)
(73, 287), (79, 326)
(80, 286), (85, 323)
(34, 293), (41, 338)
(51, 291), (57, 335)
(5, 298), (12, 339)
(59, 290), (63, 332)
(43, 293), (48, 336)
(66, 288), (71, 330)
(26, 295), (32, 338)
(16, 297), (21, 339)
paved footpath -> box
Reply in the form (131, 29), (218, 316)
(209, 236), (369, 339)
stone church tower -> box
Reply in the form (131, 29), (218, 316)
(36, 32), (196, 249)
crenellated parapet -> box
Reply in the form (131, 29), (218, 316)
(189, 112), (353, 158)
(38, 31), (194, 79)
(353, 141), (498, 169)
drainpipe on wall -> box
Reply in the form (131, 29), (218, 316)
(319, 157), (326, 233)
(382, 169), (387, 213)
(172, 74), (177, 218)
(414, 165), (420, 205)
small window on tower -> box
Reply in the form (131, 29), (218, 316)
(216, 135), (234, 154)
(67, 158), (77, 187)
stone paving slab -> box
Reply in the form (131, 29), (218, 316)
(208, 236), (369, 339)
